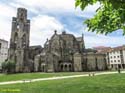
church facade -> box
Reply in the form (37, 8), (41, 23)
(8, 8), (107, 73)
(34, 31), (107, 72)
(34, 31), (85, 72)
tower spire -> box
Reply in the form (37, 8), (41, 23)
(82, 33), (84, 39)
(54, 30), (57, 34)
(8, 8), (31, 72)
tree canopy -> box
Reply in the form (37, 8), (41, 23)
(75, 0), (125, 35)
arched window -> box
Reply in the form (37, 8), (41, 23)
(14, 55), (17, 63)
(14, 32), (18, 49)
(22, 34), (26, 48)
(14, 32), (18, 43)
(95, 58), (98, 70)
(17, 25), (19, 29)
(19, 13), (24, 21)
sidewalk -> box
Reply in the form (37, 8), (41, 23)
(0, 71), (125, 85)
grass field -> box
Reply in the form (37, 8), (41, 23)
(0, 73), (125, 93)
(0, 72), (88, 82)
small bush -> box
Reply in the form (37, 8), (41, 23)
(2, 61), (16, 74)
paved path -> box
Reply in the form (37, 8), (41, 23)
(0, 71), (125, 85)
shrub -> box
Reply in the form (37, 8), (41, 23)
(2, 61), (16, 74)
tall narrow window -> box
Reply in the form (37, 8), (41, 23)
(14, 32), (18, 49)
(22, 34), (26, 48)
(0, 43), (1, 49)
(17, 24), (19, 29)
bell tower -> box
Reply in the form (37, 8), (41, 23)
(8, 8), (30, 72)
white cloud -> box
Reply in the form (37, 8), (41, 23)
(30, 15), (64, 46)
(84, 34), (125, 48)
(0, 3), (16, 42)
(75, 2), (100, 18)
(9, 2), (39, 14)
(11, 0), (75, 14)
(0, 3), (16, 18)
(0, 18), (11, 41)
(11, 0), (100, 18)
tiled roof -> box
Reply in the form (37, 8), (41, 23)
(111, 46), (125, 51)
(93, 45), (125, 53)
(104, 45), (125, 53)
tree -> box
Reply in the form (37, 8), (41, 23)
(2, 61), (16, 74)
(75, 0), (125, 35)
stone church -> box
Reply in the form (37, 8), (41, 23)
(34, 31), (107, 72)
(8, 8), (107, 72)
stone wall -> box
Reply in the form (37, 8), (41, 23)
(83, 52), (107, 71)
(73, 52), (82, 71)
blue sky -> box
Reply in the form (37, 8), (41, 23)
(0, 0), (125, 48)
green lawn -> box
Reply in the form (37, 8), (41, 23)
(0, 72), (88, 82)
(0, 74), (125, 93)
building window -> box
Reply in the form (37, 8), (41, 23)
(17, 25), (19, 29)
(111, 56), (112, 58)
(120, 50), (122, 55)
(118, 60), (120, 62)
(111, 64), (113, 68)
(117, 56), (119, 58)
(114, 56), (116, 58)
(114, 60), (116, 62)
(0, 43), (1, 49)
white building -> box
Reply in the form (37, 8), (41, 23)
(0, 39), (8, 70)
(106, 46), (125, 69)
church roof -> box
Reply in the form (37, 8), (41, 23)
(0, 39), (8, 43)
(76, 37), (83, 42)
(29, 45), (42, 49)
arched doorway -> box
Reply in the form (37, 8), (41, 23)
(69, 64), (72, 71)
(59, 63), (73, 72)
(64, 64), (67, 71)
(60, 64), (63, 71)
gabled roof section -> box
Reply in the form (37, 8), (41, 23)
(76, 37), (83, 42)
